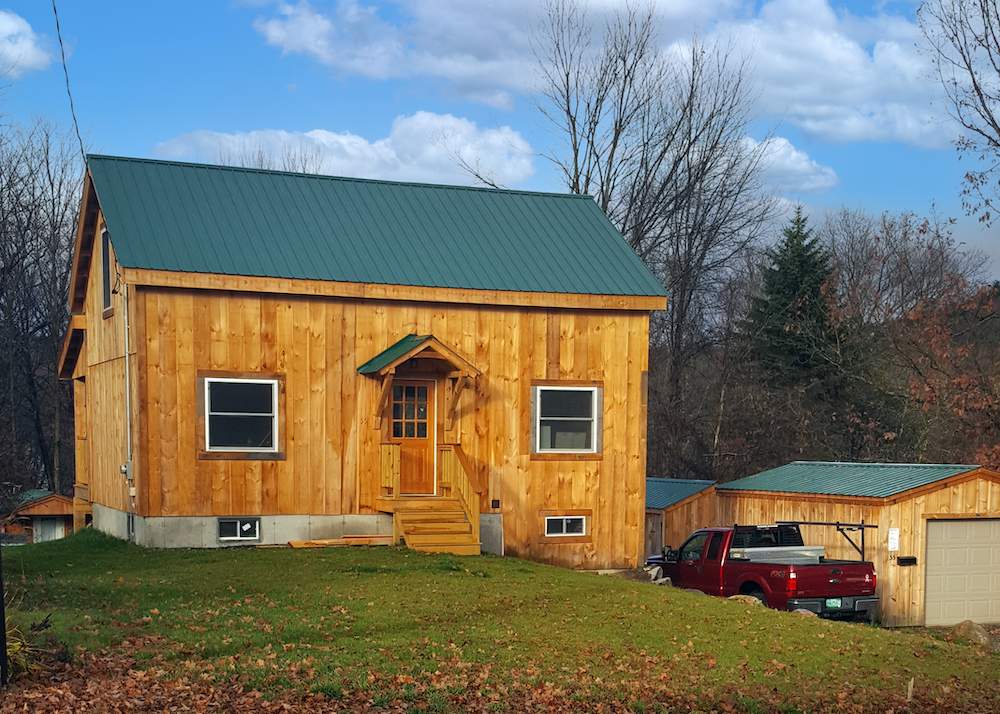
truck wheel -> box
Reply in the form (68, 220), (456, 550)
(747, 589), (768, 607)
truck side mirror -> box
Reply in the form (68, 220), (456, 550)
(662, 546), (678, 562)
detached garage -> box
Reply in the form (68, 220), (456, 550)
(662, 462), (1000, 626)
(645, 477), (714, 556)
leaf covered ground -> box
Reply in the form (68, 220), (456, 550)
(2, 530), (998, 712)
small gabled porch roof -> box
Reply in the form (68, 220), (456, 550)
(357, 334), (481, 377)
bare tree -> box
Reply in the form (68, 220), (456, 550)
(535, 0), (775, 476)
(217, 141), (328, 174)
(823, 207), (985, 325)
(920, 0), (1000, 223)
(0, 121), (80, 505)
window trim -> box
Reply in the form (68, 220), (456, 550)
(531, 383), (602, 457)
(544, 515), (587, 537)
(196, 372), (286, 461)
(218, 517), (260, 542)
(537, 508), (593, 544)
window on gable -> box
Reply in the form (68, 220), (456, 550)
(534, 386), (601, 453)
(101, 229), (113, 315)
(545, 515), (587, 537)
(204, 378), (279, 452)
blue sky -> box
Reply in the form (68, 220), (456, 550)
(2, 0), (998, 268)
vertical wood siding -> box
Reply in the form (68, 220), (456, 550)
(80, 217), (137, 514)
(135, 288), (650, 569)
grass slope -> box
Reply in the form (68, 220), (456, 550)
(3, 531), (998, 712)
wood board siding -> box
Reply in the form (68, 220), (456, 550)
(79, 217), (138, 515)
(662, 472), (1000, 625)
(136, 287), (650, 569)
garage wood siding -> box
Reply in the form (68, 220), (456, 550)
(925, 519), (1000, 626)
(663, 472), (1000, 626)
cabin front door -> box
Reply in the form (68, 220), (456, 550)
(391, 379), (436, 495)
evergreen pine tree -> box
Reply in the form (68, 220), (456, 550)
(746, 207), (838, 390)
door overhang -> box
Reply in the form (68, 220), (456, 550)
(359, 334), (481, 431)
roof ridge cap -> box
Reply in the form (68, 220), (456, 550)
(86, 154), (593, 200)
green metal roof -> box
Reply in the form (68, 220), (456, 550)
(87, 155), (666, 298)
(717, 461), (980, 498)
(358, 334), (431, 374)
(15, 489), (53, 507)
(646, 478), (715, 510)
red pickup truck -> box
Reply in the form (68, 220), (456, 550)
(646, 524), (879, 620)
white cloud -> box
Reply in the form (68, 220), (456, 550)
(155, 111), (535, 186)
(706, 0), (948, 146)
(249, 1), (950, 148)
(749, 136), (839, 193)
(0, 10), (50, 78)
(251, 1), (743, 109)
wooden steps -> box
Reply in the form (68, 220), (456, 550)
(389, 497), (481, 556)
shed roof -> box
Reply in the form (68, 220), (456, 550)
(86, 155), (666, 298)
(717, 461), (980, 498)
(646, 478), (715, 510)
(15, 489), (53, 507)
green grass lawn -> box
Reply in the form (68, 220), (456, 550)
(3, 530), (998, 712)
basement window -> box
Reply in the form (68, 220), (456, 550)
(218, 517), (260, 542)
(204, 378), (279, 452)
(534, 386), (601, 453)
(545, 515), (586, 537)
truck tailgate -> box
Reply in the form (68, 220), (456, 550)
(794, 562), (875, 598)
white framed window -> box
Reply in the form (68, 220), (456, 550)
(545, 515), (587, 537)
(218, 517), (260, 542)
(204, 378), (279, 452)
(533, 386), (601, 453)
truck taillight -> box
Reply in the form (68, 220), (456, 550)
(786, 570), (797, 594)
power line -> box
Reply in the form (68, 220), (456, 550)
(51, 0), (87, 164)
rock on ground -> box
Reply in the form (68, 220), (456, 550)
(727, 594), (763, 606)
(947, 620), (998, 651)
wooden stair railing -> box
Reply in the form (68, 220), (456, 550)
(439, 443), (483, 529)
(380, 442), (401, 497)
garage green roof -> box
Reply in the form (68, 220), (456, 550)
(717, 461), (980, 498)
(646, 478), (715, 510)
(86, 155), (666, 298)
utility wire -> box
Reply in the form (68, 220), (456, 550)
(51, 0), (87, 164)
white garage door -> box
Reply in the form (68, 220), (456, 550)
(33, 517), (66, 543)
(925, 519), (1000, 626)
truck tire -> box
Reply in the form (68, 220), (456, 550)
(746, 588), (768, 607)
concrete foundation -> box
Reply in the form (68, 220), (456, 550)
(93, 503), (129, 540)
(480, 513), (504, 556)
(91, 505), (393, 548)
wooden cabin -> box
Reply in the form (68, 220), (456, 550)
(3, 490), (75, 543)
(661, 462), (1000, 626)
(58, 155), (666, 568)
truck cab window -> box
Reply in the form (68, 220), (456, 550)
(679, 532), (709, 562)
(706, 534), (722, 561)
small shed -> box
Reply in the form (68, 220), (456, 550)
(664, 461), (1000, 626)
(4, 490), (75, 543)
(645, 477), (714, 556)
